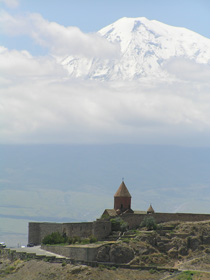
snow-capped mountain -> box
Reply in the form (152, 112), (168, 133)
(61, 17), (210, 81)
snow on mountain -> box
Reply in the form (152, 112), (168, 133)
(61, 17), (210, 81)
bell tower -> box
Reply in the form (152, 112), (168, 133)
(114, 181), (132, 212)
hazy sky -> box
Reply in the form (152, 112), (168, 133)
(1, 0), (210, 146)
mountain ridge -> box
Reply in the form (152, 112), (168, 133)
(61, 17), (210, 81)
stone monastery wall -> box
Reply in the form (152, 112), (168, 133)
(28, 220), (111, 245)
(122, 212), (210, 228)
(29, 212), (210, 245)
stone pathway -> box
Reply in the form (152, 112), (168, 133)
(11, 246), (66, 259)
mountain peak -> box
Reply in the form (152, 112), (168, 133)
(62, 17), (210, 81)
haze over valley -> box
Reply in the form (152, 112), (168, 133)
(2, 144), (210, 247)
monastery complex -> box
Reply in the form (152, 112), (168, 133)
(29, 181), (210, 245)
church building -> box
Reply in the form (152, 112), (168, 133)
(102, 181), (142, 217)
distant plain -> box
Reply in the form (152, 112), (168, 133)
(1, 144), (210, 247)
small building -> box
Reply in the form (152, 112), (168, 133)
(103, 180), (134, 217)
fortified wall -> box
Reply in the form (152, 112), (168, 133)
(122, 212), (210, 229)
(28, 220), (111, 245)
(28, 181), (210, 245)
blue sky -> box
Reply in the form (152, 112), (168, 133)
(35, 0), (210, 37)
(3, 0), (210, 35)
(1, 0), (210, 54)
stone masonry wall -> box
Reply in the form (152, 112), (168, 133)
(28, 220), (112, 245)
(28, 222), (41, 245)
(63, 222), (93, 238)
(29, 222), (63, 245)
(29, 213), (210, 245)
(92, 220), (111, 240)
(39, 223), (63, 244)
(122, 212), (210, 228)
(155, 213), (210, 223)
(41, 244), (99, 261)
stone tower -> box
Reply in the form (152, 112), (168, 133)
(114, 181), (132, 212)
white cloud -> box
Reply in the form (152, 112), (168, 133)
(1, 47), (210, 145)
(1, 12), (210, 146)
(163, 57), (210, 82)
(0, 46), (66, 78)
(0, 11), (120, 58)
(0, 0), (19, 8)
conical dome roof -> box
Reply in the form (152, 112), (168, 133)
(114, 181), (131, 197)
(147, 204), (155, 213)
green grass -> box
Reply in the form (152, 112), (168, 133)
(0, 260), (24, 277)
(177, 271), (195, 280)
(121, 238), (130, 243)
(149, 268), (157, 274)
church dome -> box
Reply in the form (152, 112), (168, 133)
(147, 204), (155, 214)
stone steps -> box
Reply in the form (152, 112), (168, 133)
(121, 234), (136, 238)
(170, 233), (189, 239)
(105, 231), (121, 241)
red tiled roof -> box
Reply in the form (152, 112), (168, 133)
(114, 181), (131, 197)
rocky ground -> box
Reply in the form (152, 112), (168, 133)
(95, 220), (210, 268)
(2, 220), (210, 279)
(0, 258), (170, 280)
(1, 257), (210, 280)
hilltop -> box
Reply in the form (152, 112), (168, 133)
(2, 220), (210, 279)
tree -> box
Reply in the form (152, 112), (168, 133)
(42, 232), (67, 245)
(140, 216), (157, 230)
(110, 217), (128, 232)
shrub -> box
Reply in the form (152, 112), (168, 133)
(80, 235), (97, 244)
(42, 232), (67, 245)
(100, 214), (110, 220)
(110, 217), (128, 232)
(43, 232), (97, 245)
(89, 235), (97, 243)
(98, 264), (105, 270)
(120, 221), (128, 232)
(68, 237), (73, 244)
(177, 271), (194, 280)
(62, 261), (67, 267)
(140, 216), (157, 230)
(80, 238), (89, 245)
(72, 236), (81, 244)
(149, 268), (157, 274)
(122, 238), (130, 243)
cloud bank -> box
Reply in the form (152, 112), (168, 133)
(1, 11), (210, 146)
(0, 11), (119, 58)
